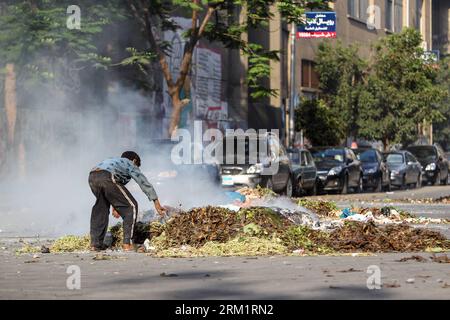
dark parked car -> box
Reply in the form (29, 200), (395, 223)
(287, 148), (318, 196)
(353, 148), (390, 192)
(406, 145), (449, 185)
(385, 151), (422, 189)
(219, 132), (293, 196)
(310, 147), (363, 194)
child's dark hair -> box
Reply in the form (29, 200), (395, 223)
(121, 151), (141, 167)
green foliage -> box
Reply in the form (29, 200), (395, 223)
(431, 57), (450, 150)
(358, 28), (447, 149)
(123, 0), (331, 99)
(0, 0), (125, 80)
(299, 28), (448, 150)
(295, 98), (345, 146)
(314, 41), (367, 138)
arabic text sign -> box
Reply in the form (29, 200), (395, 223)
(297, 12), (336, 39)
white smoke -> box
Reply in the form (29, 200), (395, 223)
(0, 80), (229, 238)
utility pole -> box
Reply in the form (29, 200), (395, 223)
(289, 22), (296, 147)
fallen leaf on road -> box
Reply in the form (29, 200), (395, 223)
(337, 268), (363, 273)
(430, 254), (450, 263)
(383, 281), (401, 288)
(93, 254), (116, 261)
(397, 255), (427, 263)
(160, 272), (178, 277)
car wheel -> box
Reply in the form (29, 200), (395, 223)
(284, 177), (293, 198)
(401, 175), (407, 190)
(265, 177), (274, 190)
(340, 174), (348, 194)
(434, 171), (441, 186)
(384, 179), (391, 192)
(355, 175), (364, 193)
(442, 172), (448, 185)
(374, 176), (382, 193)
(307, 179), (318, 196)
(416, 174), (422, 189)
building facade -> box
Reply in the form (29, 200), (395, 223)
(433, 0), (450, 56)
(295, 0), (434, 99)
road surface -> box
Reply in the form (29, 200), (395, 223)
(1, 185), (449, 300)
(1, 249), (449, 299)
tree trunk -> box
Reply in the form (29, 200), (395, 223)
(168, 95), (184, 137)
(4, 63), (17, 146)
(382, 136), (389, 152)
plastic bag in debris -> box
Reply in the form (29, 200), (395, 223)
(344, 213), (370, 222)
(218, 204), (241, 212)
(266, 206), (321, 229)
(225, 191), (246, 203)
(340, 208), (357, 219)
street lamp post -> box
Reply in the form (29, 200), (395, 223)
(289, 22), (296, 147)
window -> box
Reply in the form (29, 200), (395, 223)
(348, 0), (357, 17)
(406, 153), (413, 163)
(306, 152), (314, 166)
(301, 152), (309, 166)
(394, 0), (403, 33)
(415, 0), (422, 30)
(386, 0), (393, 30)
(301, 60), (319, 89)
(348, 0), (369, 20)
(359, 0), (369, 20)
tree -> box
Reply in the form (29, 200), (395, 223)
(295, 41), (365, 146)
(121, 0), (331, 136)
(314, 41), (366, 139)
(0, 0), (123, 175)
(431, 57), (450, 150)
(357, 28), (447, 150)
(295, 98), (345, 146)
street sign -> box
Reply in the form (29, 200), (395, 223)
(297, 12), (337, 39)
(422, 50), (440, 63)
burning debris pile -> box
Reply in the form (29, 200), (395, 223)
(15, 188), (450, 256)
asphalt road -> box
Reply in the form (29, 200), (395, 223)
(309, 184), (450, 202)
(1, 249), (449, 300)
(1, 185), (450, 300)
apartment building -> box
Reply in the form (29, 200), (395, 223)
(295, 0), (434, 99)
(433, 0), (450, 56)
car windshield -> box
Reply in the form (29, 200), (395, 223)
(221, 136), (265, 164)
(386, 153), (404, 164)
(359, 150), (377, 163)
(407, 146), (437, 161)
(310, 148), (344, 164)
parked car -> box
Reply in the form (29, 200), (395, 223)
(353, 148), (390, 192)
(287, 148), (318, 196)
(219, 132), (293, 196)
(309, 147), (363, 194)
(384, 151), (422, 189)
(406, 145), (449, 185)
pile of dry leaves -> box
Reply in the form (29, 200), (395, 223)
(324, 221), (450, 252)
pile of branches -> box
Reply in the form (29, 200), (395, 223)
(297, 199), (339, 217)
(324, 222), (450, 252)
(164, 206), (243, 247)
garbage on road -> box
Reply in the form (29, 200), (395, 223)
(14, 187), (450, 257)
